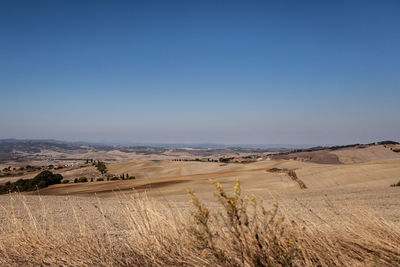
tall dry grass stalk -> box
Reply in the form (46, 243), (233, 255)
(0, 180), (399, 266)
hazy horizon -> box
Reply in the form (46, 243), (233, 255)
(1, 137), (398, 150)
(1, 1), (399, 144)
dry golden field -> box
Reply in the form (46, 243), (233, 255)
(1, 144), (400, 266)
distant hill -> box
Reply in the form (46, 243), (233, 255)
(269, 141), (400, 164)
(0, 139), (289, 163)
(2, 139), (398, 165)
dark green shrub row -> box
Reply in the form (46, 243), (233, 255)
(109, 175), (136, 181)
(119, 173), (136, 180)
(0, 171), (63, 194)
(219, 157), (234, 163)
(391, 181), (400, 187)
(74, 177), (88, 183)
(267, 168), (284, 173)
(378, 140), (399, 145)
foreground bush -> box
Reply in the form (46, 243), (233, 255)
(187, 179), (301, 266)
(0, 170), (63, 194)
(0, 181), (399, 266)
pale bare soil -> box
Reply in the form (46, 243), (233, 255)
(270, 144), (400, 164)
(0, 164), (103, 184)
(331, 144), (400, 163)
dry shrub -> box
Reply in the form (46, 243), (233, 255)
(187, 179), (300, 266)
(186, 180), (400, 266)
(0, 180), (399, 266)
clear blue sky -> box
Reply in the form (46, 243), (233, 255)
(1, 0), (399, 145)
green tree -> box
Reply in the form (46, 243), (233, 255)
(0, 171), (63, 194)
(95, 162), (107, 174)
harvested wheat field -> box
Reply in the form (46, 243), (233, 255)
(1, 181), (400, 266)
(35, 148), (400, 227)
(1, 145), (400, 266)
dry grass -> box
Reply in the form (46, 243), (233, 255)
(0, 181), (399, 266)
